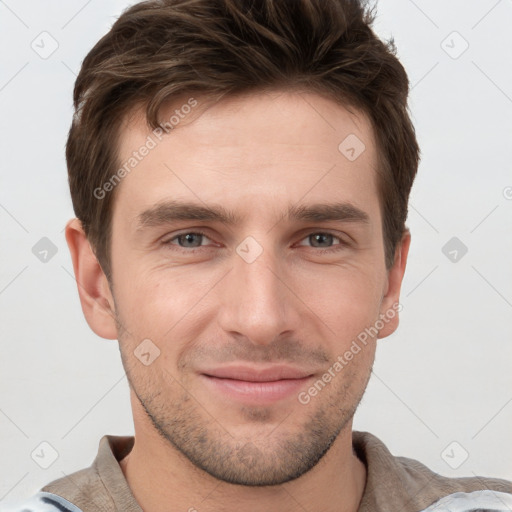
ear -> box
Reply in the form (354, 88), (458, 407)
(65, 218), (118, 340)
(377, 229), (411, 339)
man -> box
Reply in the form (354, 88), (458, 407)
(10, 0), (511, 511)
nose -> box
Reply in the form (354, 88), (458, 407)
(216, 240), (302, 347)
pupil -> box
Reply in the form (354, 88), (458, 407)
(313, 233), (331, 247)
(183, 233), (200, 247)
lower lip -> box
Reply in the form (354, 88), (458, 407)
(200, 374), (313, 404)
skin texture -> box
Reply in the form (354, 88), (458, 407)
(66, 90), (410, 512)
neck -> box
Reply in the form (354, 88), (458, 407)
(120, 414), (366, 512)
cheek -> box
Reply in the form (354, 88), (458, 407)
(113, 244), (385, 352)
(114, 266), (218, 350)
(292, 264), (384, 335)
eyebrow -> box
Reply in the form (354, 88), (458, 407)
(135, 199), (370, 231)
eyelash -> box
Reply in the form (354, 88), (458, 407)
(161, 230), (349, 254)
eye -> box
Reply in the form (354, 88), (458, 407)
(161, 230), (349, 254)
(162, 231), (213, 250)
(297, 232), (348, 253)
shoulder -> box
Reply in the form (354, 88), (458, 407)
(421, 489), (512, 511)
(2, 491), (84, 512)
(396, 455), (512, 511)
(353, 430), (512, 512)
(394, 451), (512, 494)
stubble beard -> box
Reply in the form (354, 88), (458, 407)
(121, 344), (372, 486)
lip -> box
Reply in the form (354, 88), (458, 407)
(200, 364), (315, 382)
(199, 365), (315, 404)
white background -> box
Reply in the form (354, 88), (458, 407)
(1, 0), (511, 507)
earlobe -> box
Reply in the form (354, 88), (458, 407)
(65, 218), (118, 340)
(377, 229), (411, 340)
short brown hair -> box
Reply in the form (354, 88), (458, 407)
(67, 0), (420, 280)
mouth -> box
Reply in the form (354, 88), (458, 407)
(199, 364), (315, 404)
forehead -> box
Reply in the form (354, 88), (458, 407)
(113, 90), (380, 227)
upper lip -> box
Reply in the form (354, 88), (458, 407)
(201, 365), (315, 382)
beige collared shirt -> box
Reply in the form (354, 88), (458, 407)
(17, 431), (508, 512)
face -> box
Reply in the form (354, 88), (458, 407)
(106, 90), (404, 485)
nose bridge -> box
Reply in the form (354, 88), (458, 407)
(218, 238), (296, 346)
